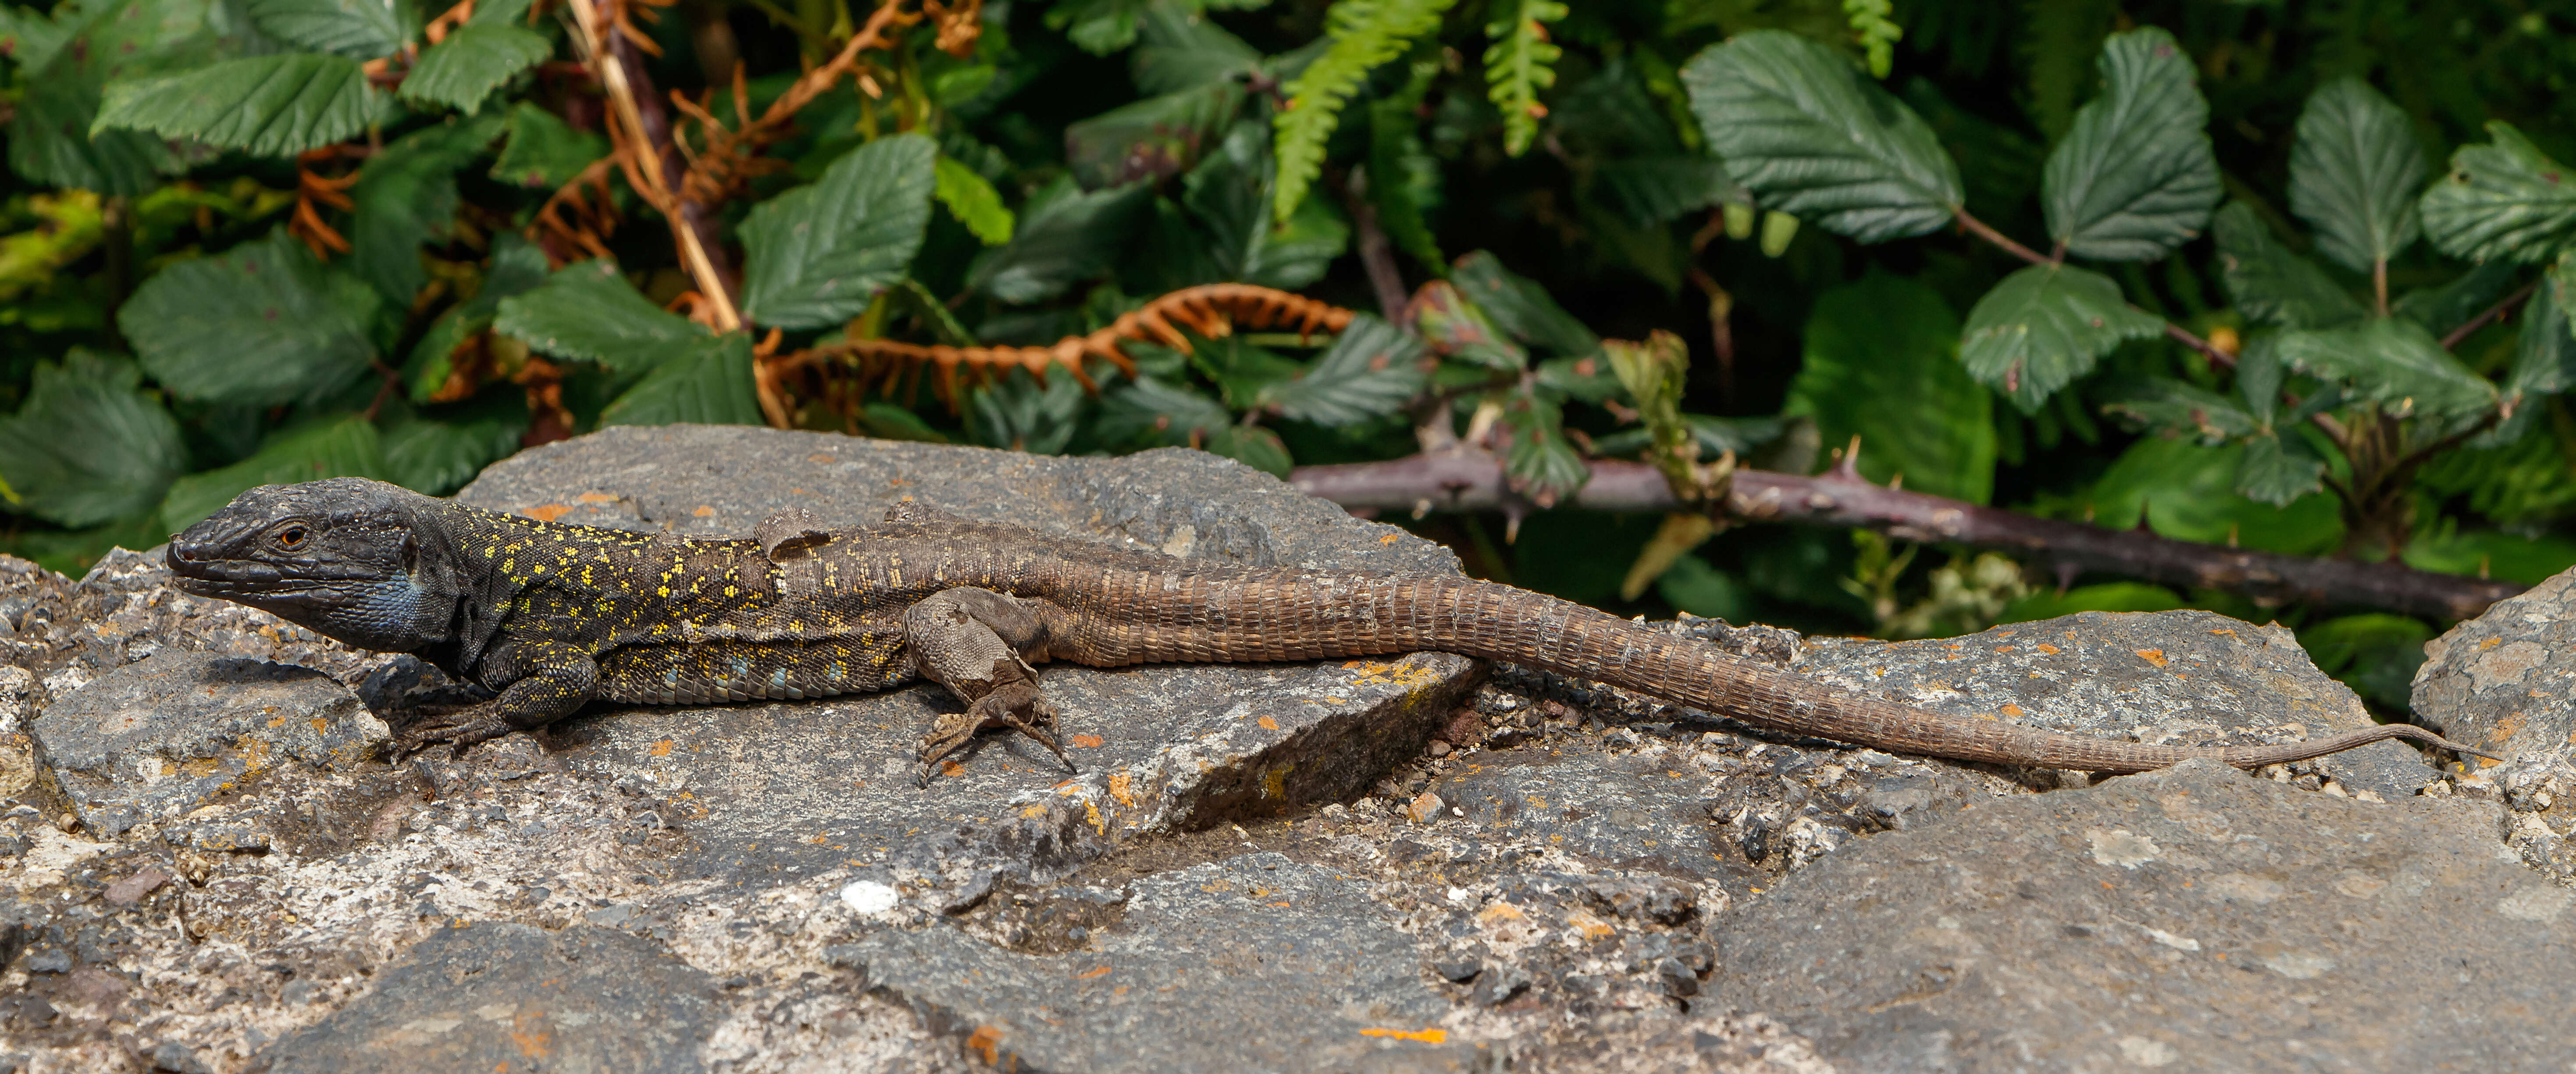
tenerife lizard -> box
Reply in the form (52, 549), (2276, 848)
(164, 478), (2492, 783)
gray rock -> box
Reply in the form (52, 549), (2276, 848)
(257, 923), (717, 1074)
(1797, 610), (2437, 799)
(440, 427), (1478, 895)
(2412, 567), (2576, 878)
(850, 852), (1483, 1072)
(30, 650), (387, 837)
(1707, 758), (2576, 1072)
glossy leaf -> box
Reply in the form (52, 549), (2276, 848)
(245, 0), (407, 59)
(158, 417), (388, 534)
(1258, 313), (1425, 425)
(0, 350), (186, 527)
(121, 232), (381, 407)
(970, 178), (1153, 303)
(381, 393), (530, 495)
(2270, 318), (2496, 421)
(2099, 378), (2258, 441)
(403, 23), (551, 115)
(1498, 389), (1589, 507)
(2420, 122), (2576, 264)
(598, 333), (763, 427)
(2085, 435), (2343, 555)
(96, 52), (389, 157)
(350, 114), (505, 302)
(1786, 272), (1995, 503)
(489, 101), (607, 189)
(1960, 264), (2164, 412)
(495, 259), (707, 371)
(1680, 29), (1963, 243)
(1449, 250), (1599, 356)
(740, 133), (937, 330)
(934, 153), (1015, 245)
(2210, 201), (2366, 330)
(2289, 78), (2426, 273)
(2040, 28), (2220, 261)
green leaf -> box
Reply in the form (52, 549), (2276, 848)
(1366, 87), (1443, 271)
(403, 232), (551, 401)
(1960, 264), (2165, 412)
(1596, 155), (1735, 227)
(1999, 582), (2181, 624)
(1203, 425), (1290, 478)
(1095, 375), (1232, 447)
(0, 350), (186, 527)
(1785, 271), (1994, 503)
(2391, 260), (2521, 339)
(158, 416), (388, 534)
(2405, 524), (2576, 586)
(9, 74), (180, 195)
(598, 332), (763, 427)
(2288, 78), (2427, 274)
(245, 0), (408, 59)
(351, 114), (505, 302)
(967, 367), (1087, 454)
(121, 232), (382, 407)
(2084, 435), (2343, 555)
(1497, 389), (1588, 507)
(96, 52), (389, 157)
(934, 153), (1015, 246)
(2270, 318), (2497, 421)
(381, 393), (529, 495)
(7, 0), (249, 192)
(1589, 414), (1785, 457)
(1257, 313), (1424, 425)
(969, 177), (1153, 303)
(2298, 614), (2433, 710)
(1271, 0), (1458, 222)
(1407, 279), (1525, 371)
(739, 132), (936, 330)
(1482, 0), (1565, 157)
(2235, 432), (2325, 507)
(2505, 261), (2576, 403)
(403, 23), (551, 114)
(2420, 122), (2576, 265)
(1449, 250), (1598, 356)
(1533, 354), (1621, 403)
(2210, 201), (2366, 330)
(1680, 29), (1963, 243)
(1657, 555), (1753, 622)
(2039, 28), (2220, 262)
(489, 101), (607, 189)
(2099, 377), (2258, 440)
(1131, 3), (1263, 93)
(1184, 122), (1350, 290)
(1065, 83), (1242, 189)
(495, 259), (706, 371)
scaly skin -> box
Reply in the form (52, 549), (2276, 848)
(164, 478), (2495, 784)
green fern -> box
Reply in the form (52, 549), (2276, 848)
(2021, 0), (2115, 140)
(1844, 0), (1902, 79)
(1483, 0), (1567, 157)
(1272, 0), (1458, 222)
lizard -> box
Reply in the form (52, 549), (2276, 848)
(163, 477), (2494, 784)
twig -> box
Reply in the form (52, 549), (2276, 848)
(1289, 453), (2525, 621)
(2440, 278), (2540, 350)
(1954, 208), (2051, 267)
(1339, 170), (1410, 321)
(2163, 322), (2237, 368)
(567, 0), (742, 331)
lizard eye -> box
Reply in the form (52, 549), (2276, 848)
(276, 526), (310, 549)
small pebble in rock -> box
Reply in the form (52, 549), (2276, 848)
(839, 880), (900, 914)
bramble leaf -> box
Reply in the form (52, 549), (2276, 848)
(495, 259), (707, 371)
(1498, 388), (1589, 507)
(382, 392), (530, 495)
(2420, 122), (2576, 264)
(1258, 313), (1425, 424)
(2100, 378), (2258, 441)
(2210, 202), (2366, 329)
(0, 350), (186, 527)
(970, 177), (1153, 303)
(2236, 432), (2325, 507)
(1450, 250), (1598, 356)
(598, 333), (764, 427)
(403, 23), (552, 114)
(158, 417), (388, 534)
(740, 132), (937, 330)
(1960, 264), (2164, 412)
(96, 52), (391, 157)
(121, 232), (382, 407)
(2289, 78), (2426, 274)
(489, 101), (607, 189)
(1680, 29), (1963, 243)
(1786, 272), (1993, 503)
(403, 233), (550, 401)
(350, 114), (506, 302)
(246, 0), (408, 59)
(2040, 28), (2220, 261)
(2270, 318), (2497, 421)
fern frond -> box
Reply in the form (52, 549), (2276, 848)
(1483, 0), (1566, 157)
(1272, 0), (1459, 223)
(1843, 0), (1901, 79)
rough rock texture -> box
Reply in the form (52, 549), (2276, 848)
(1708, 759), (2576, 1071)
(2414, 564), (2576, 881)
(0, 426), (2557, 1074)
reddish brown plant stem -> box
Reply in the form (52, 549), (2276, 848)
(2440, 278), (2540, 350)
(1289, 453), (2523, 621)
(1954, 208), (2051, 267)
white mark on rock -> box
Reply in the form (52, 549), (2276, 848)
(2262, 952), (2334, 979)
(2117, 1035), (2179, 1067)
(2202, 873), (2285, 904)
(1159, 525), (1197, 559)
(2088, 828), (2161, 869)
(474, 1003), (517, 1022)
(840, 880), (901, 915)
(2330, 871), (2388, 899)
(402, 1017), (463, 1035)
(2498, 885), (2574, 923)
(2142, 926), (2199, 952)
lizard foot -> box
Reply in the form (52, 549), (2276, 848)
(390, 702), (513, 763)
(913, 682), (1076, 786)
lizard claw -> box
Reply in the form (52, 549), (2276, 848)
(912, 684), (1078, 785)
(389, 703), (511, 763)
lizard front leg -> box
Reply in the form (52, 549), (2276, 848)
(392, 642), (601, 760)
(904, 587), (1073, 785)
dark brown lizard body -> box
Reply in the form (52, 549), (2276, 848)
(164, 478), (2492, 782)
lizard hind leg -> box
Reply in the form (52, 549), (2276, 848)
(904, 587), (1076, 786)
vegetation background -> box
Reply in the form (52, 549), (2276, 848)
(4, 0), (2574, 715)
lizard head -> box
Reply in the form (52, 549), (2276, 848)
(165, 477), (459, 653)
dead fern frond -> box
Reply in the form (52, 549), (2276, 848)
(289, 147), (363, 258)
(528, 157), (620, 266)
(424, 0), (475, 44)
(924, 0), (982, 56)
(777, 284), (1358, 410)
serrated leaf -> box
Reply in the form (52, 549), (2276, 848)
(1407, 279), (1525, 371)
(1256, 313), (1424, 425)
(2235, 331), (2285, 422)
(1960, 263), (2165, 412)
(598, 332), (763, 427)
(1680, 29), (1963, 243)
(2289, 78), (2427, 274)
(350, 114), (504, 302)
(2391, 260), (2521, 339)
(2236, 432), (2324, 507)
(1065, 82), (1241, 189)
(121, 232), (381, 407)
(0, 350), (186, 527)
(933, 153), (1014, 246)
(245, 0), (406, 59)
(2210, 201), (2366, 330)
(403, 22), (550, 114)
(2420, 122), (2576, 265)
(2086, 435), (2343, 555)
(381, 392), (529, 494)
(495, 259), (706, 370)
(739, 133), (937, 330)
(1483, 0), (1565, 157)
(969, 177), (1152, 303)
(1785, 272), (1994, 503)
(96, 52), (389, 157)
(158, 416), (388, 534)
(1205, 424), (1291, 478)
(1095, 375), (1232, 446)
(966, 367), (1087, 454)
(1271, 0), (1457, 222)
(8, 0), (250, 191)
(1596, 155), (1736, 227)
(1498, 389), (1588, 507)
(1449, 250), (1598, 356)
(2040, 28), (2220, 261)
(1366, 88), (1443, 271)
(403, 232), (550, 401)
(2099, 378), (2259, 441)
(1130, 3), (1262, 93)
(1184, 122), (1349, 290)
(488, 101), (606, 189)
(2502, 260), (2576, 403)
(2270, 318), (2497, 421)
(9, 74), (181, 195)
(1533, 353), (1621, 403)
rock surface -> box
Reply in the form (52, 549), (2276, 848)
(2414, 564), (2576, 882)
(0, 426), (2562, 1074)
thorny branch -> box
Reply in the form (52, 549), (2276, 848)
(1290, 451), (2525, 622)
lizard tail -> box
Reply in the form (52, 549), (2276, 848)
(1044, 567), (2494, 774)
